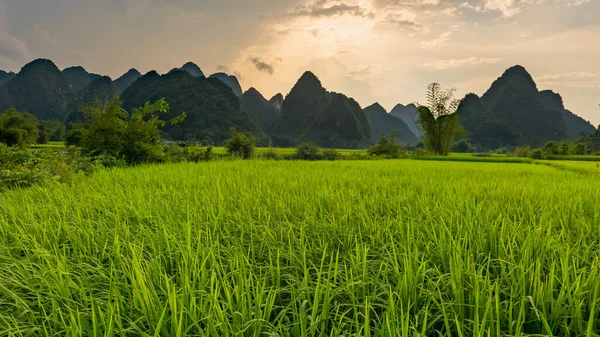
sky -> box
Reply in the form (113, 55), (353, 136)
(0, 0), (598, 125)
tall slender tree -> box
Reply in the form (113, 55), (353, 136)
(417, 83), (465, 155)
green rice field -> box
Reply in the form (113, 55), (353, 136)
(1, 160), (599, 336)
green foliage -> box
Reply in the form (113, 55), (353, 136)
(513, 145), (532, 158)
(70, 98), (181, 165)
(321, 148), (342, 161)
(38, 120), (65, 143)
(531, 148), (545, 159)
(452, 139), (475, 153)
(0, 143), (99, 189)
(225, 128), (256, 159)
(294, 142), (321, 160)
(417, 83), (465, 155)
(241, 88), (281, 129)
(0, 109), (39, 147)
(368, 132), (406, 158)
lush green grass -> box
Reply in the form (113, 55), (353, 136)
(1, 160), (599, 336)
(545, 155), (600, 162)
(415, 155), (533, 164)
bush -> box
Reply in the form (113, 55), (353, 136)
(295, 142), (321, 160)
(453, 139), (475, 153)
(225, 128), (255, 159)
(262, 148), (280, 160)
(368, 134), (406, 158)
(473, 153), (492, 157)
(531, 149), (545, 160)
(321, 149), (342, 161)
(513, 145), (532, 158)
(0, 144), (100, 190)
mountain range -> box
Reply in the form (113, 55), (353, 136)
(457, 65), (595, 148)
(0, 59), (595, 149)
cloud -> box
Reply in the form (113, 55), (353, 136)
(289, 2), (373, 18)
(422, 57), (501, 70)
(0, 31), (32, 67)
(460, 2), (483, 12)
(565, 0), (590, 6)
(33, 25), (58, 44)
(537, 72), (600, 89)
(420, 31), (452, 50)
(250, 57), (275, 74)
(217, 64), (229, 72)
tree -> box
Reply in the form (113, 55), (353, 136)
(38, 120), (65, 144)
(68, 98), (185, 164)
(294, 142), (321, 160)
(417, 83), (465, 155)
(368, 130), (405, 158)
(0, 109), (39, 147)
(225, 127), (256, 159)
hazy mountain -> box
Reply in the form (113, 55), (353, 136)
(390, 103), (421, 139)
(481, 65), (568, 145)
(121, 70), (263, 143)
(62, 66), (102, 91)
(538, 90), (596, 139)
(241, 88), (281, 129)
(168, 62), (205, 78)
(364, 103), (418, 144)
(66, 76), (118, 125)
(0, 70), (16, 86)
(209, 73), (243, 97)
(271, 71), (371, 148)
(114, 68), (142, 95)
(269, 93), (284, 111)
(0, 59), (73, 121)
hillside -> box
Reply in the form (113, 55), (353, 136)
(169, 62), (205, 78)
(63, 66), (102, 91)
(208, 73), (243, 97)
(0, 70), (15, 86)
(0, 59), (73, 121)
(269, 93), (284, 111)
(538, 90), (596, 139)
(390, 104), (421, 139)
(480, 65), (568, 146)
(114, 69), (142, 95)
(364, 103), (418, 144)
(121, 70), (263, 143)
(65, 76), (118, 125)
(271, 71), (371, 148)
(241, 88), (281, 129)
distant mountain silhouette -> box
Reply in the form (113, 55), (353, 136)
(0, 59), (73, 121)
(390, 103), (421, 139)
(538, 90), (596, 139)
(121, 70), (263, 143)
(169, 62), (205, 78)
(456, 93), (521, 149)
(364, 103), (418, 144)
(209, 73), (243, 97)
(63, 66), (102, 91)
(481, 65), (568, 145)
(0, 70), (15, 86)
(66, 76), (117, 125)
(457, 65), (592, 149)
(270, 71), (371, 148)
(241, 88), (281, 129)
(269, 93), (284, 111)
(114, 68), (141, 95)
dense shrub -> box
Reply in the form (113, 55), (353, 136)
(261, 148), (280, 160)
(0, 109), (39, 148)
(294, 142), (321, 160)
(531, 149), (545, 159)
(321, 149), (342, 161)
(0, 144), (100, 190)
(452, 139), (475, 153)
(225, 128), (256, 159)
(513, 145), (532, 158)
(368, 134), (406, 158)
